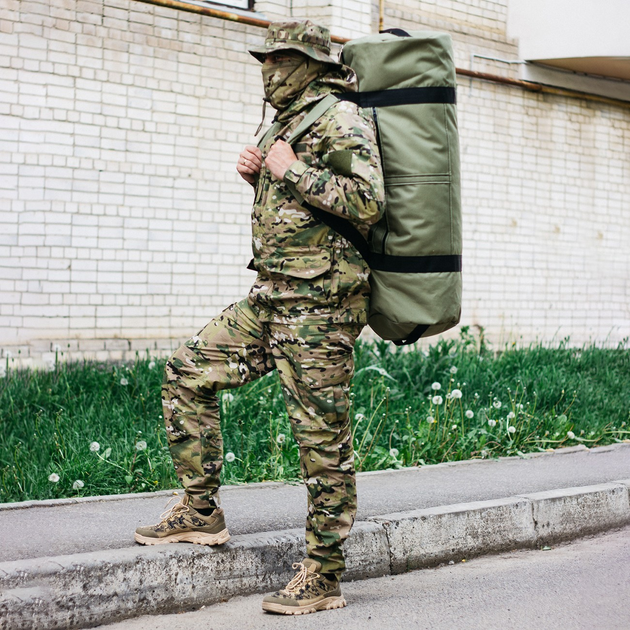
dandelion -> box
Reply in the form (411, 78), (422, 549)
(481, 449), (489, 458)
(446, 392), (452, 400)
(465, 410), (474, 419)
(225, 452), (236, 462)
(89, 441), (100, 452)
(431, 382), (441, 391)
(451, 389), (462, 399)
(507, 426), (516, 434)
(488, 419), (497, 427)
(450, 366), (458, 374)
(567, 431), (575, 439)
(276, 433), (286, 445)
(493, 401), (502, 409)
(135, 440), (147, 451)
(224, 392), (234, 403)
(426, 415), (435, 424)
(389, 448), (399, 458)
(73, 480), (85, 490)
(120, 377), (128, 386)
(507, 411), (515, 420)
(451, 424), (457, 431)
(355, 413), (365, 421)
(432, 395), (443, 405)
(148, 361), (156, 370)
(48, 473), (60, 483)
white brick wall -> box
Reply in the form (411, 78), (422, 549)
(1, 0), (629, 366)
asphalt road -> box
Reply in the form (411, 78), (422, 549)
(3, 443), (630, 562)
(99, 525), (630, 630)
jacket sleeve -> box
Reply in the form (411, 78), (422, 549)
(283, 100), (385, 225)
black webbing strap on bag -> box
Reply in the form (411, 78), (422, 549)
(339, 86), (456, 108)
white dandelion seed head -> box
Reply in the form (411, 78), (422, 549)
(135, 440), (147, 451)
(224, 392), (234, 403)
(355, 413), (365, 421)
(451, 389), (462, 399)
(225, 452), (236, 463)
(450, 366), (458, 374)
(431, 382), (441, 391)
(89, 441), (100, 452)
(446, 392), (453, 400)
(481, 449), (489, 458)
(48, 473), (60, 483)
(567, 431), (575, 439)
(493, 401), (502, 409)
(451, 424), (457, 430)
(465, 410), (474, 419)
(72, 479), (84, 490)
(488, 419), (497, 427)
(426, 415), (435, 424)
(389, 448), (399, 458)
(507, 425), (516, 434)
(148, 361), (156, 370)
(507, 411), (515, 420)
(120, 377), (128, 386)
(276, 433), (286, 444)
(432, 395), (443, 406)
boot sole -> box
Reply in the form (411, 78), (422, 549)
(262, 596), (346, 615)
(134, 528), (230, 546)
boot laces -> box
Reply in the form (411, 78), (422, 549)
(159, 496), (189, 523)
(285, 562), (317, 593)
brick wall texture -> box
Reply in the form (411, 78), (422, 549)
(1, 0), (629, 366)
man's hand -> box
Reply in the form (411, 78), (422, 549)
(237, 146), (263, 185)
(265, 140), (298, 181)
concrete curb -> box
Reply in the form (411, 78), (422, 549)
(1, 479), (629, 629)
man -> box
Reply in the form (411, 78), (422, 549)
(135, 20), (384, 615)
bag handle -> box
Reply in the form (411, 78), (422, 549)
(380, 28), (411, 37)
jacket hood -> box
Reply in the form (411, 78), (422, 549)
(274, 64), (358, 123)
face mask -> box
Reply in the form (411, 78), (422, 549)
(262, 55), (325, 110)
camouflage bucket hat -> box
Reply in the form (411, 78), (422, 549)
(249, 20), (341, 65)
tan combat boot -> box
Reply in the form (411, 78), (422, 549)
(134, 494), (230, 546)
(262, 558), (346, 615)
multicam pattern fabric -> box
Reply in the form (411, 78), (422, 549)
(262, 55), (326, 111)
(163, 299), (360, 574)
(161, 47), (384, 576)
(250, 67), (386, 326)
(249, 19), (341, 65)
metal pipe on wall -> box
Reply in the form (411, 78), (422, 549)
(133, 0), (630, 109)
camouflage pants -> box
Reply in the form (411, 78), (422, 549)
(162, 298), (362, 575)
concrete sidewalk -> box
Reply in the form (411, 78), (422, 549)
(1, 443), (630, 629)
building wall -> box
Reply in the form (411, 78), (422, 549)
(1, 0), (629, 366)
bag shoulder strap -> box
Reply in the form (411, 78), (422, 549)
(286, 93), (339, 146)
(257, 121), (282, 150)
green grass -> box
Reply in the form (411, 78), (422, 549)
(1, 328), (628, 503)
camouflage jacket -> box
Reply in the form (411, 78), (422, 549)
(248, 68), (386, 325)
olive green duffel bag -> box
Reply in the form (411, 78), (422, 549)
(287, 29), (462, 345)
